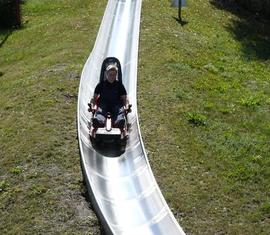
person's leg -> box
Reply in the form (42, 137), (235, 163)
(113, 105), (126, 129)
(92, 105), (107, 128)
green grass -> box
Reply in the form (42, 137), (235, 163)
(0, 0), (105, 234)
(1, 0), (270, 234)
(138, 0), (270, 234)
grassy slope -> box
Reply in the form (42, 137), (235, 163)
(0, 0), (269, 234)
(0, 0), (105, 234)
(139, 0), (270, 234)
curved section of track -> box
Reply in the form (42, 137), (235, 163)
(77, 0), (185, 234)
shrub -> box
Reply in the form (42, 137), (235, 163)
(186, 112), (207, 126)
(238, 0), (270, 17)
(0, 0), (21, 29)
(0, 180), (9, 192)
(221, 0), (270, 18)
(240, 95), (262, 107)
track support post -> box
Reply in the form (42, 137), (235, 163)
(171, 0), (187, 23)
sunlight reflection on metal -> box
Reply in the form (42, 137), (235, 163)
(77, 0), (185, 234)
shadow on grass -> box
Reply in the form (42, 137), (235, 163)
(210, 0), (270, 61)
(0, 29), (12, 48)
(172, 16), (189, 26)
(80, 182), (107, 235)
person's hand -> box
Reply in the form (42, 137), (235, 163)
(124, 104), (132, 113)
(92, 106), (97, 113)
(87, 103), (92, 112)
(88, 102), (97, 113)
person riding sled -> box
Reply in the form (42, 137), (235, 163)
(90, 63), (129, 130)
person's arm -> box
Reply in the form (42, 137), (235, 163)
(88, 83), (100, 112)
(120, 83), (128, 108)
(92, 83), (102, 105)
(120, 95), (128, 108)
(92, 93), (99, 106)
(88, 93), (99, 113)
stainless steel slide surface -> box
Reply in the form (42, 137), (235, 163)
(77, 0), (185, 234)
